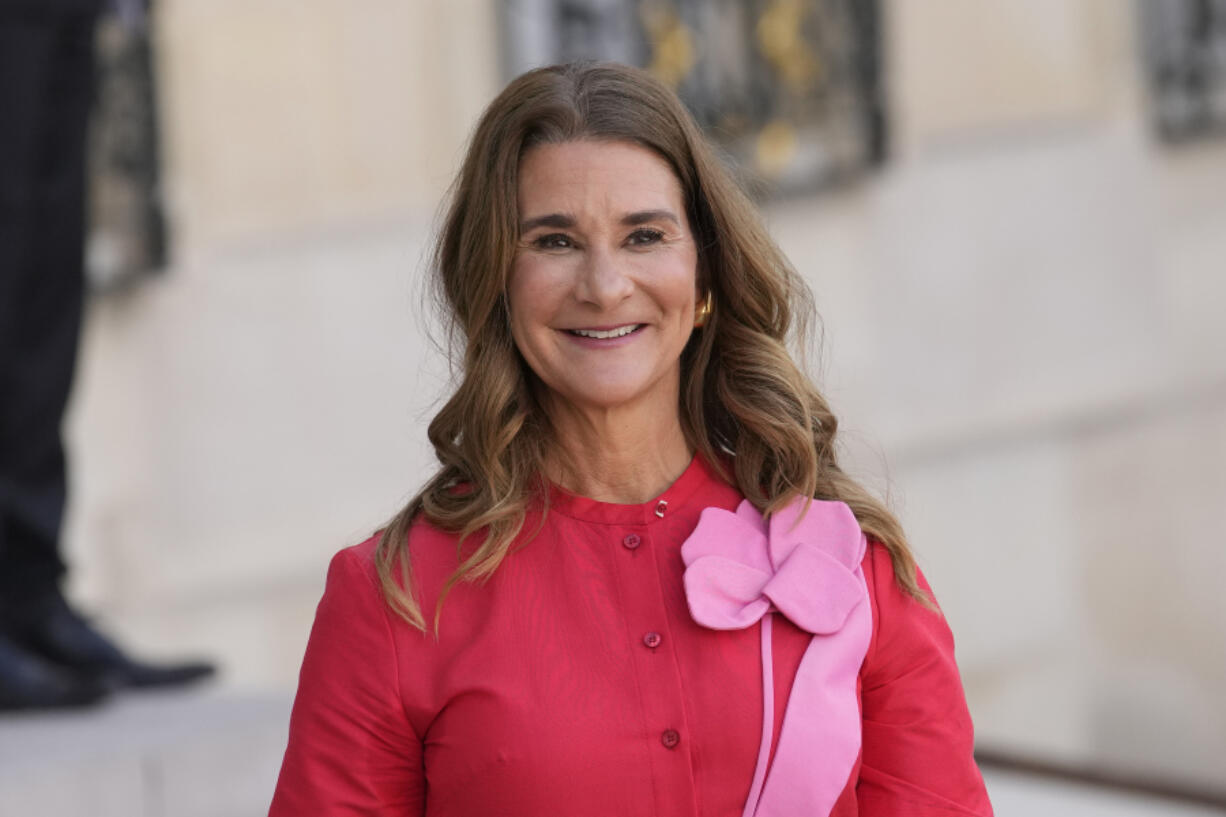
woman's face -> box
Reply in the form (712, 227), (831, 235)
(508, 139), (702, 416)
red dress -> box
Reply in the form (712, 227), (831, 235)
(270, 457), (992, 816)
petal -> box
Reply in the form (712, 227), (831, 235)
(767, 497), (865, 571)
(681, 506), (771, 574)
(763, 544), (866, 634)
(734, 498), (767, 531)
(683, 555), (772, 630)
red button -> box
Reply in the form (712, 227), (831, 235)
(661, 729), (681, 749)
(643, 631), (662, 649)
(622, 534), (641, 550)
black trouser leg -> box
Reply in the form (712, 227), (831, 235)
(0, 9), (96, 609)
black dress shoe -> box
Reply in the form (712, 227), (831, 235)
(7, 593), (216, 691)
(0, 632), (110, 711)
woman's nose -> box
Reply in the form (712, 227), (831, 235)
(576, 245), (634, 309)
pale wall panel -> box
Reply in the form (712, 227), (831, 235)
(156, 0), (499, 255)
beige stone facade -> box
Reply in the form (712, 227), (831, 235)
(60, 0), (1226, 797)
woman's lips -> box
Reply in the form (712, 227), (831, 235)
(561, 323), (646, 346)
(565, 324), (643, 339)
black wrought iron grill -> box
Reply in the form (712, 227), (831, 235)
(500, 0), (886, 195)
(88, 2), (167, 290)
(1140, 0), (1226, 142)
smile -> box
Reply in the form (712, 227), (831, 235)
(566, 324), (643, 339)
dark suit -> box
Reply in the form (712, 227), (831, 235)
(0, 0), (103, 607)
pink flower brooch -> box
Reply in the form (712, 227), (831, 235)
(682, 496), (872, 817)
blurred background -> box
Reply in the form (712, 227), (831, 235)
(1, 0), (1224, 814)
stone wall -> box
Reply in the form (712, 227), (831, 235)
(64, 0), (1226, 792)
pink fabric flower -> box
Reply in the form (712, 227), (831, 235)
(682, 496), (872, 817)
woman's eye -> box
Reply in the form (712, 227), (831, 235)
(627, 228), (664, 246)
(532, 233), (573, 250)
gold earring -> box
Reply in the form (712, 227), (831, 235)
(694, 292), (713, 327)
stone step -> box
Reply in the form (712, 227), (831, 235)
(0, 687), (291, 817)
(2, 688), (1221, 817)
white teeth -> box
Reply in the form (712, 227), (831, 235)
(570, 325), (641, 339)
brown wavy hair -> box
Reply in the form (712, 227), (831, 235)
(376, 62), (924, 632)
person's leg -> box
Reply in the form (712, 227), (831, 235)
(0, 7), (109, 710)
(0, 8), (215, 695)
(0, 8), (91, 609)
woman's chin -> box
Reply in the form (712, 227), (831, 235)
(547, 381), (672, 415)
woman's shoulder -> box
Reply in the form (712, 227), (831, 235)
(861, 538), (936, 610)
(859, 539), (957, 687)
(323, 516), (472, 617)
(340, 515), (463, 564)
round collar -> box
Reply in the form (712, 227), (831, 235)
(545, 454), (726, 526)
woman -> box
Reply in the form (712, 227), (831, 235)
(271, 62), (993, 817)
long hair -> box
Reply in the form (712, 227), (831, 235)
(376, 62), (924, 632)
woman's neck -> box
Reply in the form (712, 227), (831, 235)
(541, 398), (693, 505)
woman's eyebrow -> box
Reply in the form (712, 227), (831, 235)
(519, 213), (575, 233)
(622, 209), (680, 227)
(518, 209), (680, 233)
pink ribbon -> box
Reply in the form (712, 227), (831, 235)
(681, 497), (872, 817)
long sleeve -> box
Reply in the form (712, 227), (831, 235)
(269, 547), (425, 816)
(856, 544), (993, 816)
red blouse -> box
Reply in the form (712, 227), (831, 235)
(270, 457), (992, 816)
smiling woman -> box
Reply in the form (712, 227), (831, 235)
(270, 62), (993, 817)
(509, 140), (701, 465)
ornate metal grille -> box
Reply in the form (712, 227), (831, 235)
(88, 0), (167, 290)
(500, 0), (885, 194)
(1139, 0), (1226, 141)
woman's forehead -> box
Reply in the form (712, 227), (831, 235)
(516, 140), (685, 217)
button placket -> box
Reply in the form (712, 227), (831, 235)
(610, 519), (693, 805)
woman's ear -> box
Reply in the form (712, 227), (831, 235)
(694, 291), (713, 328)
